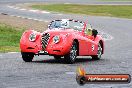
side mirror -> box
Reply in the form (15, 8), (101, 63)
(92, 29), (98, 37)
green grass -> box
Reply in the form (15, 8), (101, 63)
(32, 4), (132, 19)
(0, 24), (24, 52)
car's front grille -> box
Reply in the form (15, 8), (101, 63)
(41, 33), (50, 50)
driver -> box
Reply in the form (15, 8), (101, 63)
(85, 24), (93, 36)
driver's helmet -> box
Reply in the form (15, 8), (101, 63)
(86, 24), (93, 36)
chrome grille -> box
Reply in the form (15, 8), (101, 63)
(41, 33), (50, 50)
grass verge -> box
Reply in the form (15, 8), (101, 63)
(32, 4), (132, 19)
(0, 24), (24, 52)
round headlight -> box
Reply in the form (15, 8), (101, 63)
(53, 36), (60, 44)
(29, 33), (36, 42)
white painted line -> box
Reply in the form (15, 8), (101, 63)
(28, 10), (50, 14)
(26, 17), (33, 20)
(44, 20), (49, 22)
(57, 14), (63, 15)
(14, 7), (20, 9)
(16, 16), (22, 18)
(65, 72), (76, 75)
(64, 3), (71, 4)
(29, 10), (38, 12)
(33, 18), (40, 21)
(7, 5), (50, 14)
(38, 19), (45, 22)
(7, 6), (14, 8)
(10, 14), (48, 22)
(41, 11), (50, 14)
(20, 9), (26, 11)
(21, 17), (27, 19)
(7, 52), (19, 53)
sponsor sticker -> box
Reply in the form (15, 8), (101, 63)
(76, 66), (131, 85)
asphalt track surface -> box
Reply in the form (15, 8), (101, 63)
(0, 0), (132, 88)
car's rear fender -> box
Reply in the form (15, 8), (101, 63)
(94, 35), (104, 54)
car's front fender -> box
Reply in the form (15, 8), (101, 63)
(20, 30), (42, 54)
(45, 33), (73, 56)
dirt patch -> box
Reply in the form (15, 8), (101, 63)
(0, 14), (48, 32)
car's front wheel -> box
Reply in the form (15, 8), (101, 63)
(64, 41), (77, 64)
(92, 43), (102, 60)
(54, 55), (61, 60)
(21, 52), (34, 62)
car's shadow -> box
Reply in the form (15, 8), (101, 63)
(32, 57), (103, 64)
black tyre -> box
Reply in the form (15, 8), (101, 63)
(21, 52), (34, 62)
(92, 43), (102, 60)
(64, 41), (77, 64)
(54, 55), (61, 60)
(76, 76), (86, 86)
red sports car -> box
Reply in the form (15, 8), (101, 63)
(20, 19), (104, 64)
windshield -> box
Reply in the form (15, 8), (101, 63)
(49, 19), (84, 31)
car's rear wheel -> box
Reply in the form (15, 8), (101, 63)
(21, 52), (34, 62)
(92, 43), (102, 60)
(64, 41), (77, 64)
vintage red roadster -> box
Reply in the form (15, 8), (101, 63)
(20, 19), (104, 64)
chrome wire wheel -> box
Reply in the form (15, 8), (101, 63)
(70, 43), (77, 62)
(92, 43), (102, 60)
(64, 41), (77, 64)
(97, 43), (102, 59)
